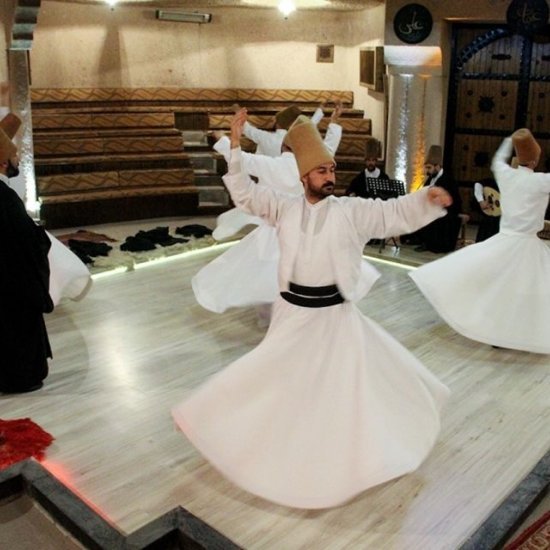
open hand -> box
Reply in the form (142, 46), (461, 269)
(230, 108), (247, 148)
(427, 187), (452, 207)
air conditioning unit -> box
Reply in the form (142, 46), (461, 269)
(155, 10), (212, 24)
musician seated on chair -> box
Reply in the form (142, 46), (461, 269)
(345, 138), (389, 198)
(474, 177), (501, 242)
(401, 144), (461, 253)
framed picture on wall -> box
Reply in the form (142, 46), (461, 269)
(317, 44), (334, 63)
(360, 46), (384, 92)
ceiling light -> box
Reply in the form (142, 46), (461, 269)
(156, 10), (212, 24)
(278, 0), (296, 18)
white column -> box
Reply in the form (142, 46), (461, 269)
(8, 49), (38, 215)
(384, 46), (443, 191)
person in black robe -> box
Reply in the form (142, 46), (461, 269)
(402, 145), (462, 253)
(345, 138), (389, 198)
(0, 113), (53, 393)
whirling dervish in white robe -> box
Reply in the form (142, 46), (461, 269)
(410, 129), (550, 353)
(173, 113), (451, 509)
(193, 109), (347, 314)
(46, 232), (92, 306)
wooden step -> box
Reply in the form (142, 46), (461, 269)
(35, 152), (192, 176)
(32, 111), (175, 130)
(38, 168), (195, 195)
(33, 128), (181, 139)
(33, 134), (184, 157)
(31, 87), (354, 106)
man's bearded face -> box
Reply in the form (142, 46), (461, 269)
(302, 162), (336, 200)
(424, 163), (439, 177)
(365, 157), (377, 172)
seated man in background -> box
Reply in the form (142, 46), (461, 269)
(402, 145), (462, 253)
(345, 138), (388, 198)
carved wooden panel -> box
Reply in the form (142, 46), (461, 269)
(118, 169), (194, 188)
(40, 186), (197, 205)
(38, 172), (118, 194)
(530, 40), (550, 78)
(526, 81), (549, 135)
(208, 113), (371, 134)
(30, 87), (353, 106)
(460, 34), (523, 75)
(451, 134), (503, 183)
(455, 79), (518, 132)
(33, 112), (175, 130)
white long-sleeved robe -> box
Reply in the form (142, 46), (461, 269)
(192, 123), (344, 312)
(410, 137), (550, 353)
(242, 107), (324, 157)
(173, 147), (449, 509)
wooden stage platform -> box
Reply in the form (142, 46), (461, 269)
(0, 227), (548, 549)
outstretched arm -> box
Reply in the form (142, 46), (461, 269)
(222, 109), (284, 224)
(348, 187), (451, 241)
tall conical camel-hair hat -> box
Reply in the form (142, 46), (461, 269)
(365, 138), (380, 159)
(425, 145), (442, 165)
(275, 106), (302, 130)
(511, 128), (541, 165)
(283, 115), (334, 178)
(0, 113), (21, 163)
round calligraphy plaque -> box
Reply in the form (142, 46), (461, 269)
(393, 3), (433, 44)
(506, 0), (549, 35)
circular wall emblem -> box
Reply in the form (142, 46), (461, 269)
(506, 0), (549, 36)
(393, 3), (433, 44)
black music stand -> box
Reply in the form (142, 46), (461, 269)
(365, 178), (406, 252)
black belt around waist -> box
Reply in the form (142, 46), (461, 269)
(281, 282), (344, 308)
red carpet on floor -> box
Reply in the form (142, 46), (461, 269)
(504, 510), (550, 549)
(0, 418), (54, 469)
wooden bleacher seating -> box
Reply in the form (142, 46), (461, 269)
(30, 88), (378, 226)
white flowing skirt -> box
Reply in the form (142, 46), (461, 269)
(192, 224), (279, 313)
(410, 232), (550, 353)
(172, 297), (449, 508)
(47, 232), (92, 306)
(212, 208), (263, 241)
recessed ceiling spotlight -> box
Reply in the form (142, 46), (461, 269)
(278, 0), (296, 18)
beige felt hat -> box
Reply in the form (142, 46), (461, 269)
(512, 128), (541, 165)
(283, 115), (334, 177)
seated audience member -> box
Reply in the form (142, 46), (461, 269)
(346, 138), (389, 198)
(402, 145), (462, 252)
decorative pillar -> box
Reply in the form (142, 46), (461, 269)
(384, 46), (443, 191)
(8, 49), (37, 214)
(5, 0), (41, 214)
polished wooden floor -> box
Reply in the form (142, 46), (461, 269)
(1, 219), (549, 549)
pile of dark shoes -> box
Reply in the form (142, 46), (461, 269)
(175, 224), (213, 238)
(121, 226), (187, 252)
(120, 225), (213, 252)
(67, 224), (214, 261)
(68, 239), (113, 264)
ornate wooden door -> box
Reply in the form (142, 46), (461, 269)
(445, 24), (550, 216)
